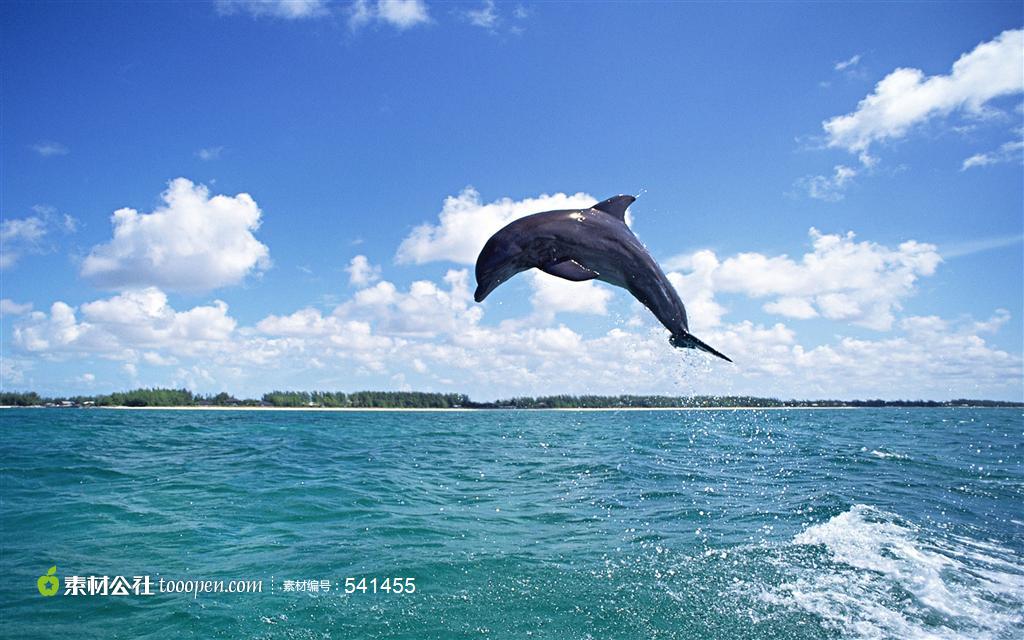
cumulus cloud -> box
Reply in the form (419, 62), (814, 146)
(216, 0), (328, 19)
(342, 269), (482, 337)
(345, 254), (381, 287)
(961, 139), (1024, 170)
(143, 351), (178, 366)
(257, 310), (394, 355)
(396, 187), (621, 320)
(666, 228), (941, 331)
(0, 299), (33, 316)
(397, 187), (599, 265)
(81, 178), (270, 292)
(10, 274), (1019, 400)
(762, 297), (818, 320)
(13, 287), (237, 360)
(528, 271), (613, 317)
(787, 310), (1020, 398)
(30, 141), (68, 157)
(7, 184), (1016, 399)
(255, 271), (481, 377)
(349, 0), (430, 30)
(823, 29), (1024, 160)
(665, 251), (728, 332)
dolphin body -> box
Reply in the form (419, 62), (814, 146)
(473, 195), (732, 362)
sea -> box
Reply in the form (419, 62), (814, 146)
(1, 407), (1021, 639)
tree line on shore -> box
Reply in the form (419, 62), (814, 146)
(1, 389), (1021, 408)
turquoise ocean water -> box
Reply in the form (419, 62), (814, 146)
(1, 407), (1022, 639)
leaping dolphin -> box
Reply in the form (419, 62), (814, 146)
(473, 195), (732, 362)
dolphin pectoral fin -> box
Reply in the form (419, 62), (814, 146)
(670, 332), (733, 362)
(592, 195), (636, 221)
(541, 259), (599, 282)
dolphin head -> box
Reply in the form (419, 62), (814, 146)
(474, 231), (527, 302)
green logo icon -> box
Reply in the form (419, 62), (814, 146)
(37, 566), (59, 597)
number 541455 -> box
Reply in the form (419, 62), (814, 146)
(344, 577), (416, 594)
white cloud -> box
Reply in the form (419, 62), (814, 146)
(196, 146), (225, 161)
(349, 0), (429, 30)
(528, 271), (613, 317)
(1, 216), (47, 268)
(377, 0), (428, 28)
(30, 141), (68, 157)
(397, 188), (623, 321)
(256, 307), (344, 336)
(10, 273), (1019, 400)
(2, 217), (47, 243)
(216, 0), (328, 19)
(941, 233), (1024, 258)
(62, 213), (79, 233)
(763, 297), (818, 319)
(345, 254), (381, 287)
(666, 228), (941, 331)
(797, 164), (858, 202)
(834, 54), (861, 72)
(961, 138), (1024, 169)
(664, 251), (728, 332)
(342, 269), (481, 337)
(81, 178), (270, 292)
(172, 365), (216, 391)
(77, 372), (96, 383)
(396, 187), (598, 265)
(1, 207), (78, 269)
(142, 351), (178, 366)
(1, 358), (27, 384)
(13, 287), (237, 358)
(786, 310), (1020, 398)
(1, 205), (80, 269)
(465, 1), (497, 29)
(1, 217), (47, 243)
(823, 29), (1024, 159)
(7, 179), (1016, 400)
(0, 299), (33, 316)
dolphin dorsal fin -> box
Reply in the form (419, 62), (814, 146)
(592, 195), (636, 221)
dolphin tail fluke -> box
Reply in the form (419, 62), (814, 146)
(670, 332), (733, 363)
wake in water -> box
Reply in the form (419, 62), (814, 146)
(756, 504), (1024, 640)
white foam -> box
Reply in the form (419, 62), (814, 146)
(870, 449), (910, 460)
(762, 505), (1024, 639)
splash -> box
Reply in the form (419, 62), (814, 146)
(762, 505), (1024, 639)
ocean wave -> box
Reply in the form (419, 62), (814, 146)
(760, 504), (1024, 639)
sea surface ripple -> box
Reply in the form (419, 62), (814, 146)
(1, 408), (1021, 639)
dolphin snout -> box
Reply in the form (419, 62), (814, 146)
(474, 283), (492, 303)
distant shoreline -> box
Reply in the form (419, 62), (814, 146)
(104, 405), (858, 411)
(4, 405), (1021, 412)
(4, 389), (1021, 410)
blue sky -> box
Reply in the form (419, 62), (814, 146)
(2, 1), (1022, 400)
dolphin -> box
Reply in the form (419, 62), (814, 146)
(473, 195), (732, 362)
